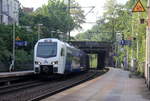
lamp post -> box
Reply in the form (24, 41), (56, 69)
(51, 30), (56, 38)
(9, 12), (17, 72)
(56, 29), (63, 39)
(51, 30), (63, 40)
(68, 0), (71, 41)
(38, 24), (43, 40)
(136, 33), (139, 59)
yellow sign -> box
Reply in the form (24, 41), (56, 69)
(132, 0), (145, 12)
(16, 36), (21, 40)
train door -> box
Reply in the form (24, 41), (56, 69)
(59, 46), (66, 73)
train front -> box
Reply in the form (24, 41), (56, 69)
(34, 39), (59, 75)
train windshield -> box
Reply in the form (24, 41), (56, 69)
(37, 42), (57, 58)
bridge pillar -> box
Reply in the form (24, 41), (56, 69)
(97, 52), (106, 69)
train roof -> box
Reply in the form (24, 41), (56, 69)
(37, 38), (81, 51)
(37, 38), (73, 47)
(37, 38), (60, 42)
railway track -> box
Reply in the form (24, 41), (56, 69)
(0, 80), (45, 95)
(0, 75), (36, 86)
(0, 69), (108, 101)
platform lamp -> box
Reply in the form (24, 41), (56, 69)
(56, 29), (63, 39)
(9, 11), (18, 72)
(37, 24), (43, 40)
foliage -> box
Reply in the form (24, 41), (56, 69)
(89, 54), (97, 68)
(76, 0), (147, 75)
(0, 24), (36, 71)
(21, 0), (85, 39)
(0, 0), (85, 71)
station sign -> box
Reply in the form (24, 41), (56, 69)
(120, 40), (131, 46)
(15, 41), (28, 46)
(132, 0), (145, 12)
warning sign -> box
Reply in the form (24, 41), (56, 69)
(132, 0), (145, 12)
(15, 36), (21, 41)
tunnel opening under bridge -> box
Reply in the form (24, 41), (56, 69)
(88, 51), (106, 69)
(69, 41), (113, 69)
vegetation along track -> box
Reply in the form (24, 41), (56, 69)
(0, 68), (109, 101)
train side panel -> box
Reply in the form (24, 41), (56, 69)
(64, 46), (88, 74)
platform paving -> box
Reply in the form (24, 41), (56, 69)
(42, 68), (150, 101)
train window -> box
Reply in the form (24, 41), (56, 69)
(37, 42), (57, 58)
(61, 48), (65, 56)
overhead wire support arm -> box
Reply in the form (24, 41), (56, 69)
(69, 6), (95, 17)
(67, 0), (95, 41)
(70, 6), (95, 9)
(85, 6), (95, 16)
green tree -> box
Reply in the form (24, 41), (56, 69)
(33, 0), (85, 39)
(76, 0), (147, 75)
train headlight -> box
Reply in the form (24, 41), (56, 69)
(35, 61), (41, 65)
(51, 61), (58, 65)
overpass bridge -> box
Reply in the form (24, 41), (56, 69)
(70, 41), (114, 69)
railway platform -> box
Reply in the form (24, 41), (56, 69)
(0, 70), (34, 78)
(42, 68), (150, 101)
